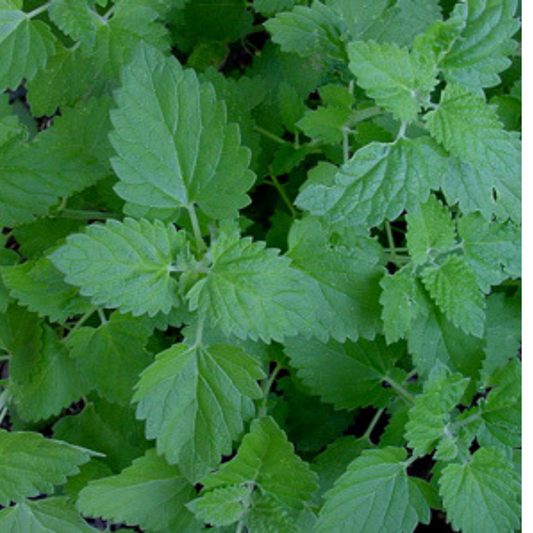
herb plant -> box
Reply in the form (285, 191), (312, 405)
(0, 0), (521, 531)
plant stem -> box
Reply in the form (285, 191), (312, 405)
(259, 363), (282, 417)
(68, 308), (97, 333)
(186, 204), (206, 253)
(27, 2), (50, 18)
(342, 126), (351, 164)
(457, 412), (482, 427)
(348, 106), (384, 127)
(254, 126), (288, 145)
(97, 308), (108, 325)
(386, 376), (415, 404)
(363, 408), (385, 441)
(269, 175), (298, 218)
(385, 222), (400, 266)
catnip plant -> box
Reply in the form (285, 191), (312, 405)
(0, 0), (521, 531)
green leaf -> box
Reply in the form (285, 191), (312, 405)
(48, 0), (99, 45)
(265, 2), (344, 61)
(133, 342), (264, 481)
(481, 292), (521, 379)
(405, 364), (469, 457)
(253, 0), (297, 16)
(0, 6), (55, 90)
(77, 449), (198, 532)
(67, 312), (152, 404)
(0, 498), (93, 532)
(348, 41), (437, 122)
(288, 217), (385, 342)
(406, 195), (456, 265)
(0, 430), (92, 505)
(53, 400), (149, 473)
(50, 218), (187, 317)
(297, 105), (351, 144)
(442, 0), (520, 89)
(9, 325), (88, 421)
(0, 97), (113, 227)
(2, 257), (92, 323)
(284, 336), (403, 410)
(458, 213), (521, 292)
(425, 85), (521, 222)
(380, 268), (425, 344)
(296, 137), (447, 227)
(199, 416), (317, 509)
(439, 447), (520, 533)
(110, 44), (254, 221)
(188, 485), (250, 527)
(318, 447), (431, 533)
(187, 224), (314, 342)
(421, 255), (485, 337)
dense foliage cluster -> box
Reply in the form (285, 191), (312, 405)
(0, 0), (521, 531)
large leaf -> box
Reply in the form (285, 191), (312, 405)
(348, 41), (437, 122)
(133, 342), (264, 481)
(0, 430), (92, 505)
(187, 224), (315, 342)
(287, 217), (385, 342)
(439, 447), (520, 533)
(77, 449), (198, 532)
(442, 0), (520, 89)
(67, 312), (152, 404)
(0, 498), (92, 532)
(110, 44), (254, 220)
(318, 447), (431, 533)
(296, 137), (446, 227)
(425, 85), (521, 222)
(0, 5), (55, 91)
(284, 336), (403, 409)
(48, 0), (99, 44)
(50, 218), (187, 317)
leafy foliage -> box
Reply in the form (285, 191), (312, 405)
(0, 1), (521, 531)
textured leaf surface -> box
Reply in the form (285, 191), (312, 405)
(426, 85), (521, 222)
(134, 343), (264, 481)
(442, 0), (520, 89)
(288, 217), (385, 342)
(284, 336), (402, 409)
(318, 447), (430, 533)
(439, 447), (520, 533)
(421, 255), (485, 337)
(77, 449), (197, 532)
(0, 498), (92, 533)
(0, 430), (92, 505)
(9, 325), (88, 421)
(200, 416), (317, 508)
(406, 196), (456, 265)
(110, 44), (254, 220)
(188, 485), (250, 527)
(406, 365), (469, 457)
(49, 0), (98, 44)
(348, 41), (437, 122)
(67, 313), (152, 404)
(2, 257), (92, 323)
(296, 138), (446, 227)
(0, 7), (55, 91)
(187, 225), (314, 342)
(50, 219), (186, 317)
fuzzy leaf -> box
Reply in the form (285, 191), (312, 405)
(134, 343), (264, 481)
(77, 449), (197, 532)
(318, 447), (431, 533)
(439, 447), (520, 533)
(110, 44), (254, 221)
(50, 218), (187, 317)
(0, 430), (92, 505)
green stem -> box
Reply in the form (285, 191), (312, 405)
(68, 308), (97, 334)
(386, 377), (415, 404)
(457, 412), (482, 427)
(97, 308), (108, 325)
(403, 455), (418, 468)
(385, 222), (400, 266)
(342, 127), (351, 164)
(254, 126), (288, 145)
(186, 204), (206, 254)
(363, 408), (385, 441)
(348, 106), (385, 127)
(27, 2), (50, 18)
(269, 175), (298, 218)
(259, 363), (282, 417)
